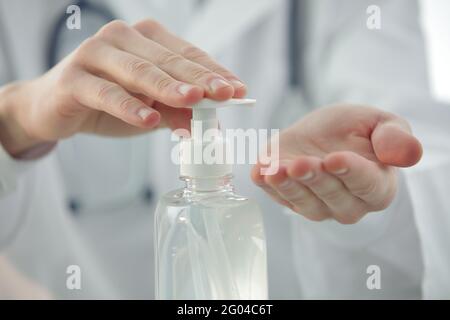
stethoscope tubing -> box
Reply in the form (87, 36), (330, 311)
(46, 0), (116, 69)
(0, 4), (17, 82)
(3, 0), (301, 89)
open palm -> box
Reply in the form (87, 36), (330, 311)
(251, 105), (422, 224)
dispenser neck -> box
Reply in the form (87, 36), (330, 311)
(182, 175), (233, 192)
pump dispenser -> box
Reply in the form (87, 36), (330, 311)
(180, 98), (255, 179)
(154, 99), (268, 300)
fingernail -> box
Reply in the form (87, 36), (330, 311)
(177, 83), (196, 96)
(137, 108), (153, 120)
(298, 171), (314, 181)
(333, 168), (349, 175)
(230, 79), (245, 89)
(209, 78), (231, 93)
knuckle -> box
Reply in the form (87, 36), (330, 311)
(73, 37), (100, 62)
(284, 189), (306, 203)
(97, 83), (120, 104)
(56, 66), (78, 93)
(374, 201), (389, 211)
(126, 59), (155, 79)
(290, 206), (303, 215)
(318, 185), (344, 202)
(155, 76), (174, 92)
(303, 212), (328, 222)
(155, 51), (184, 67)
(117, 96), (138, 113)
(296, 204), (329, 221)
(372, 187), (396, 211)
(189, 67), (212, 81)
(134, 19), (163, 37)
(97, 20), (129, 39)
(299, 202), (327, 219)
(334, 212), (363, 225)
(181, 45), (208, 61)
(209, 65), (233, 77)
(286, 193), (304, 203)
(354, 179), (378, 199)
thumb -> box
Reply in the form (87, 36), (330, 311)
(371, 117), (423, 167)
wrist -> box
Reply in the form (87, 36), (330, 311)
(0, 81), (51, 158)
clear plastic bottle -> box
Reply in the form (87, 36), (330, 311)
(154, 99), (268, 300)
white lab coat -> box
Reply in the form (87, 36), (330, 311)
(0, 0), (449, 299)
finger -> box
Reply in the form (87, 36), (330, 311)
(82, 113), (155, 136)
(78, 92), (159, 136)
(98, 22), (234, 100)
(263, 165), (331, 221)
(287, 155), (367, 224)
(152, 102), (192, 131)
(71, 70), (160, 128)
(134, 19), (246, 98)
(323, 151), (396, 211)
(251, 164), (294, 209)
(77, 39), (203, 107)
(131, 94), (193, 131)
(108, 27), (235, 100)
(371, 115), (422, 167)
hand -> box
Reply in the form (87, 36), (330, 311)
(0, 19), (246, 157)
(0, 255), (53, 299)
(251, 105), (422, 224)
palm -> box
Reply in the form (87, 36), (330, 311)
(278, 105), (380, 162)
(252, 105), (422, 224)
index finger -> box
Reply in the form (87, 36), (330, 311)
(133, 19), (247, 98)
(323, 151), (396, 211)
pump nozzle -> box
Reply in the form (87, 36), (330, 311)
(191, 98), (255, 132)
(180, 98), (256, 178)
(193, 98), (256, 111)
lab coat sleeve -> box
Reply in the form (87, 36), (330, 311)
(0, 143), (29, 248)
(296, 0), (450, 298)
(0, 141), (53, 250)
(0, 142), (32, 196)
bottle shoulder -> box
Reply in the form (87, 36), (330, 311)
(158, 188), (258, 209)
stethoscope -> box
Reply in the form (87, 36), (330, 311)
(0, 0), (115, 81)
(0, 0), (303, 215)
(50, 1), (158, 214)
(2, 0), (303, 87)
(0, 3), (16, 83)
(46, 0), (116, 69)
(48, 1), (154, 214)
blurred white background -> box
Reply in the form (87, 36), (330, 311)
(421, 0), (450, 103)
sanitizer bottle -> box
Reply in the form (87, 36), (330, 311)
(154, 98), (268, 300)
